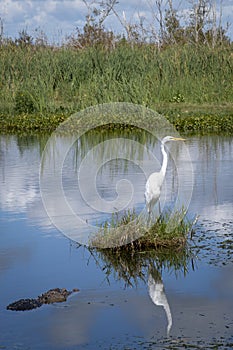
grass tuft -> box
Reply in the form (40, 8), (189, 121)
(90, 207), (196, 251)
(88, 207), (197, 286)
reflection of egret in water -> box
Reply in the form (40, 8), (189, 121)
(148, 267), (172, 336)
(89, 245), (193, 337)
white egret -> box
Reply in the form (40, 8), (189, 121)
(145, 136), (185, 215)
(148, 269), (172, 336)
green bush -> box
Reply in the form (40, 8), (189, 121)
(15, 91), (36, 114)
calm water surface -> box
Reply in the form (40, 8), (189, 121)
(0, 133), (233, 349)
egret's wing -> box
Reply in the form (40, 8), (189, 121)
(145, 172), (163, 203)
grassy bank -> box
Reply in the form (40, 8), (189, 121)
(1, 108), (232, 134)
(0, 43), (232, 133)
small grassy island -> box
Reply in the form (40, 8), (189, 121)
(90, 208), (195, 251)
(87, 208), (197, 287)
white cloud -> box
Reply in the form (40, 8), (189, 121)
(0, 0), (85, 40)
(2, 0), (24, 23)
(0, 0), (232, 41)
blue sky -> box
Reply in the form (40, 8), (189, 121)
(0, 0), (232, 43)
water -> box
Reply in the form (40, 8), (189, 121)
(0, 133), (233, 349)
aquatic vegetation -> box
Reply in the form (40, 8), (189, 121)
(88, 208), (196, 286)
(90, 207), (196, 251)
(0, 42), (232, 134)
(91, 244), (194, 287)
(0, 113), (66, 133)
(1, 111), (233, 135)
(169, 113), (233, 133)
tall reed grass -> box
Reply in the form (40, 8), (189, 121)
(0, 43), (232, 116)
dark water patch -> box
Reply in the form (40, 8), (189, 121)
(191, 219), (233, 267)
(156, 336), (233, 350)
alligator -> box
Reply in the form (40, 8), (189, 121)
(6, 288), (79, 311)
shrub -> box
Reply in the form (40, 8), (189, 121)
(15, 91), (36, 114)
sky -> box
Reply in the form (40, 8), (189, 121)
(0, 0), (233, 44)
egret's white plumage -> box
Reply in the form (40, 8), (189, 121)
(148, 270), (172, 336)
(145, 136), (185, 215)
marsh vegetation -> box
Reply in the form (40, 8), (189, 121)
(0, 0), (232, 133)
(90, 207), (196, 250)
(0, 44), (232, 117)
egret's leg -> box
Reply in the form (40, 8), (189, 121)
(158, 200), (161, 216)
(146, 202), (152, 226)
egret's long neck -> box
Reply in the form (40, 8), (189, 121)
(160, 143), (168, 176)
(163, 297), (172, 336)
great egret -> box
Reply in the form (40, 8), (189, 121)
(148, 268), (172, 336)
(145, 136), (185, 215)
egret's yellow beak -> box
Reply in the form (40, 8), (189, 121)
(172, 137), (186, 141)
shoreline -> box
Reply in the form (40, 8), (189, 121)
(0, 103), (233, 134)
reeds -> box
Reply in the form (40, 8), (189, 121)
(90, 245), (193, 287)
(90, 207), (196, 251)
(87, 207), (196, 286)
(0, 43), (232, 118)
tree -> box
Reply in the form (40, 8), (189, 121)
(164, 7), (185, 44)
(67, 0), (118, 49)
(186, 0), (230, 46)
(189, 0), (211, 44)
